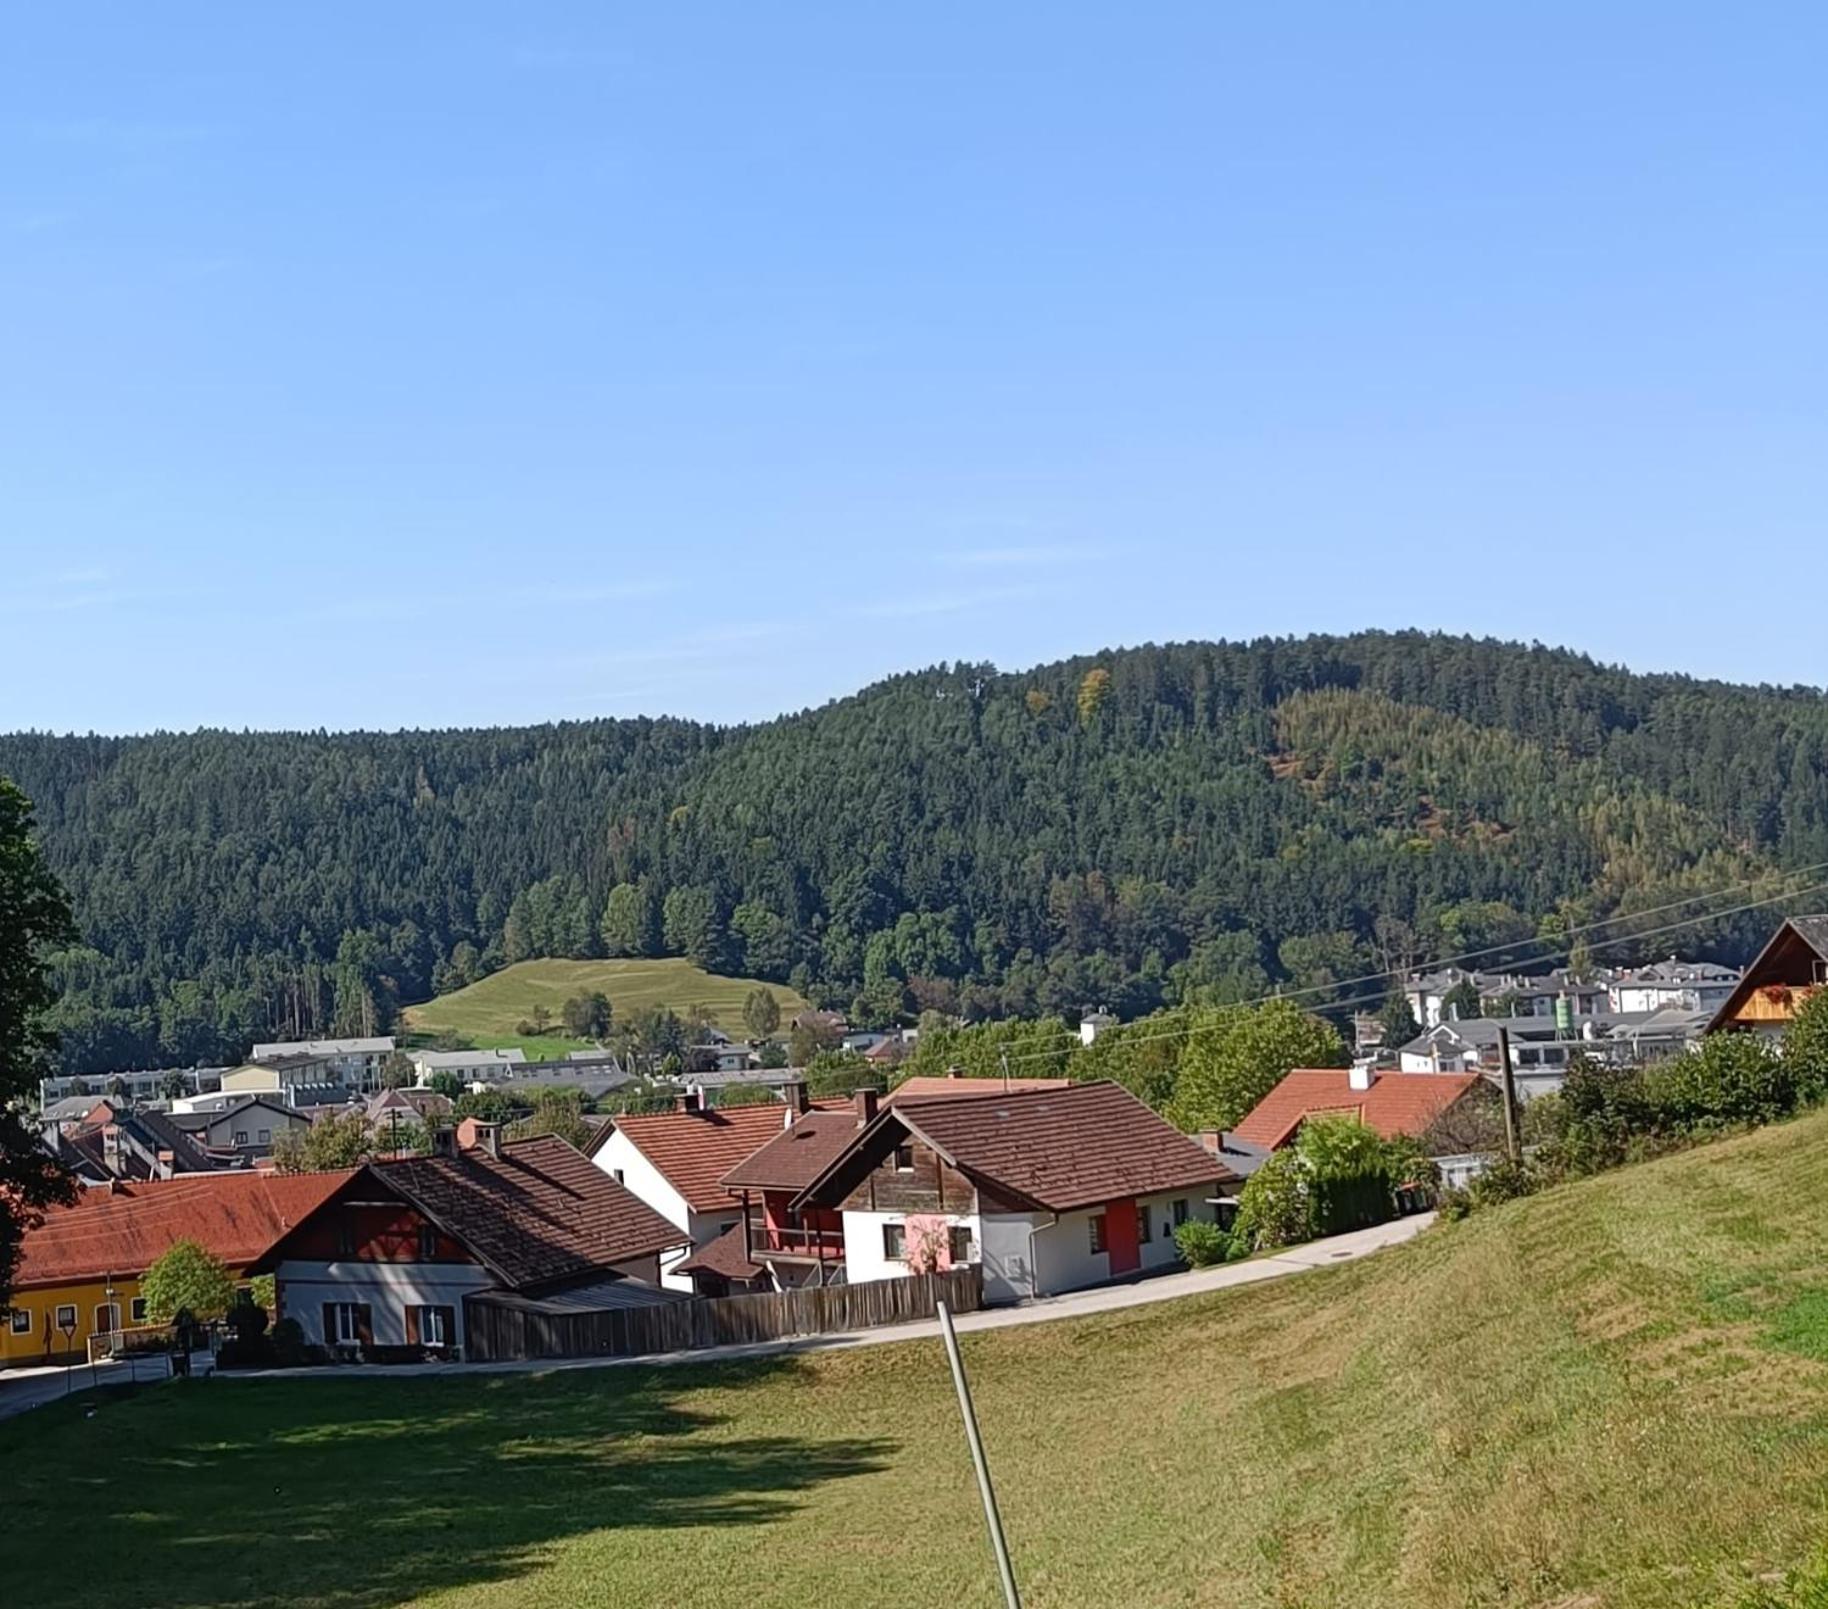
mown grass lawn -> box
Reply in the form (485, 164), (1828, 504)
(401, 958), (808, 1046)
(11, 1110), (1828, 1608)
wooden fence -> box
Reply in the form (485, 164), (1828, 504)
(465, 1265), (983, 1364)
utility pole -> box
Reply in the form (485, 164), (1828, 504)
(937, 1301), (1021, 1609)
(1496, 1027), (1521, 1164)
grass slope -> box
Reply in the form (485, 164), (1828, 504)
(400, 958), (808, 1045)
(13, 1112), (1828, 1608)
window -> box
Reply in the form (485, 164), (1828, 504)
(419, 1223), (438, 1260)
(892, 1145), (915, 1173)
(257, 1128), (271, 1145)
(1171, 1198), (1190, 1228)
(612, 1167), (625, 1184)
(1089, 1214), (1107, 1255)
(882, 1222), (907, 1261)
(1137, 1205), (1153, 1244)
(130, 1297), (148, 1324)
(94, 1302), (121, 1336)
(415, 1305), (452, 1347)
(329, 1303), (368, 1345)
(8, 1309), (29, 1335)
(948, 1226), (973, 1263)
(233, 1130), (249, 1146)
(335, 1218), (357, 1257)
(55, 1304), (77, 1331)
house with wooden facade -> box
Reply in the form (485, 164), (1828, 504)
(1704, 916), (1828, 1040)
(589, 1091), (847, 1291)
(254, 1126), (685, 1360)
(791, 1081), (1232, 1302)
(3, 1170), (354, 1368)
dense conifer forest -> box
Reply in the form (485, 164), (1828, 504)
(6, 630), (1828, 1075)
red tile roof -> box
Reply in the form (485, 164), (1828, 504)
(800, 1081), (1228, 1214)
(17, 1170), (356, 1289)
(372, 1135), (686, 1290)
(723, 1109), (875, 1192)
(674, 1220), (767, 1283)
(609, 1101), (847, 1214)
(885, 1075), (1072, 1105)
(1231, 1069), (1482, 1150)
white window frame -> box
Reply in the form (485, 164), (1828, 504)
(882, 1222), (907, 1261)
(330, 1303), (365, 1345)
(130, 1297), (149, 1324)
(1089, 1214), (1107, 1255)
(55, 1303), (77, 1331)
(419, 1305), (450, 1347)
(8, 1308), (29, 1335)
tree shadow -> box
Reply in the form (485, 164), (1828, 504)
(0, 1357), (896, 1608)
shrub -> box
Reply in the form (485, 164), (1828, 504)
(1173, 1219), (1234, 1268)
(1647, 1033), (1792, 1130)
(270, 1318), (309, 1367)
(1234, 1149), (1314, 1250)
(1464, 1157), (1538, 1210)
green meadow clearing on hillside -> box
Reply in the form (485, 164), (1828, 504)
(400, 957), (809, 1046)
(12, 1110), (1828, 1608)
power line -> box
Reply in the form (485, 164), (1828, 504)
(996, 872), (1828, 1069)
(978, 857), (1828, 1064)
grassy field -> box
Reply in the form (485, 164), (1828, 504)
(12, 1111), (1828, 1607)
(400, 958), (809, 1046)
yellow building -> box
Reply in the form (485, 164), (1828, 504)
(3, 1171), (352, 1368)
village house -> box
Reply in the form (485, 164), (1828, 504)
(407, 1046), (527, 1086)
(589, 1090), (847, 1291)
(251, 1036), (395, 1090)
(255, 1127), (684, 1359)
(3, 1170), (354, 1368)
(1231, 1063), (1484, 1153)
(169, 1094), (313, 1162)
(1610, 959), (1740, 1016)
(1705, 916), (1828, 1040)
(791, 1081), (1232, 1303)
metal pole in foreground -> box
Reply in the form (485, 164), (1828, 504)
(936, 1300), (1021, 1609)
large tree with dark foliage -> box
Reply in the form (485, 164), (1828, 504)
(0, 779), (78, 1306)
(4, 631), (1825, 1076)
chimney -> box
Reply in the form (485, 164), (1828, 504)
(674, 1088), (705, 1116)
(854, 1087), (879, 1126)
(784, 1079), (811, 1116)
(1348, 1057), (1376, 1092)
(1197, 1129), (1224, 1155)
(430, 1123), (459, 1158)
(471, 1120), (502, 1159)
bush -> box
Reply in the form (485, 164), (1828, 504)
(1234, 1149), (1314, 1250)
(270, 1318), (309, 1367)
(1464, 1157), (1538, 1210)
(1648, 1033), (1792, 1129)
(1173, 1219), (1235, 1268)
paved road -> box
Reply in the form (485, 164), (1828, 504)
(0, 1217), (1431, 1416)
(0, 1351), (207, 1423)
(231, 1212), (1437, 1384)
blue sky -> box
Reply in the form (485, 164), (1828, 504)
(4, 5), (1825, 732)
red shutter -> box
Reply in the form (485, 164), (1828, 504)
(355, 1304), (373, 1346)
(404, 1304), (420, 1345)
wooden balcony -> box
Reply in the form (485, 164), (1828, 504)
(1731, 983), (1823, 1024)
(753, 1223), (845, 1261)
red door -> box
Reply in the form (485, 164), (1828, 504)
(1105, 1198), (1141, 1275)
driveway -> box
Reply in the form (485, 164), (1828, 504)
(0, 1351), (200, 1423)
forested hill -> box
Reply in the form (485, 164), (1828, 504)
(8, 630), (1828, 1076)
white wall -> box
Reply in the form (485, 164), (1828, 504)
(1031, 1189), (1217, 1298)
(276, 1259), (495, 1348)
(846, 1188), (1218, 1302)
(591, 1130), (721, 1291)
(979, 1213), (1048, 1303)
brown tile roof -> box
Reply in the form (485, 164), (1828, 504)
(813, 1081), (1226, 1214)
(373, 1135), (686, 1291)
(609, 1101), (847, 1214)
(17, 1170), (356, 1289)
(1231, 1069), (1481, 1150)
(673, 1220), (768, 1283)
(723, 1109), (874, 1193)
(885, 1075), (1072, 1105)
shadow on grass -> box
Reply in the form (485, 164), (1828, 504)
(0, 1358), (896, 1608)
